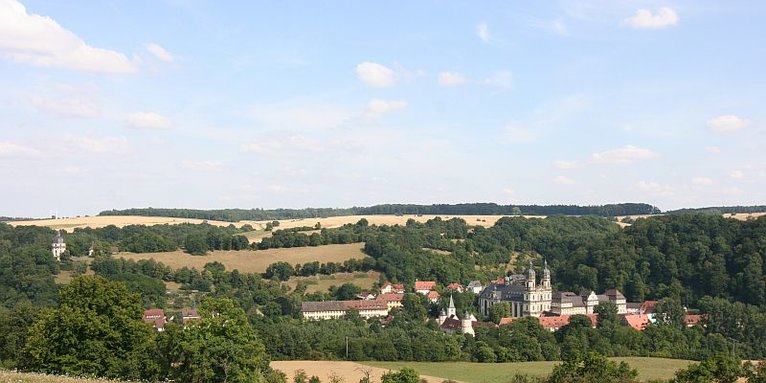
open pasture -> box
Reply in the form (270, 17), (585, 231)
(285, 271), (380, 293)
(271, 361), (450, 383)
(363, 357), (694, 383)
(117, 243), (368, 274)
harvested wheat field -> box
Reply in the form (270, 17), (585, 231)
(118, 243), (368, 274)
(8, 214), (522, 233)
(271, 361), (454, 383)
(245, 215), (525, 231)
(8, 215), (240, 232)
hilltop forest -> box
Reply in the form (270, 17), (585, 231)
(2, 213), (766, 381)
(97, 202), (660, 222)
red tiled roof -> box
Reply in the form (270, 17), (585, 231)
(498, 317), (518, 326)
(686, 314), (705, 327)
(622, 314), (651, 331)
(427, 290), (440, 300)
(446, 283), (462, 290)
(301, 300), (388, 312)
(415, 281), (437, 290)
(376, 293), (404, 303)
(640, 300), (657, 314)
(143, 309), (164, 318)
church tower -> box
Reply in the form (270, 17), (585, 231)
(447, 295), (456, 318)
(51, 231), (66, 262)
(526, 261), (536, 290)
(542, 260), (551, 289)
(461, 311), (475, 336)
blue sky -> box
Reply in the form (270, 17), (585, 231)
(0, 0), (764, 217)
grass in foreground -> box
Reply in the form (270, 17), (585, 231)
(0, 370), (122, 383)
(363, 357), (693, 383)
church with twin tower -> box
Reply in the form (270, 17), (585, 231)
(478, 261), (553, 317)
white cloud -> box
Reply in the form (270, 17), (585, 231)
(365, 99), (407, 117)
(622, 7), (679, 29)
(707, 115), (749, 132)
(30, 95), (99, 118)
(0, 141), (39, 157)
(182, 160), (224, 172)
(730, 170), (744, 179)
(252, 104), (350, 130)
(483, 71), (513, 88)
(355, 62), (395, 87)
(476, 23), (490, 43)
(64, 136), (129, 154)
(506, 124), (536, 143)
(126, 112), (172, 129)
(145, 43), (174, 63)
(692, 177), (713, 186)
(554, 160), (577, 170)
(438, 71), (466, 87)
(704, 145), (721, 154)
(553, 175), (575, 185)
(552, 19), (568, 35)
(590, 145), (658, 164)
(636, 180), (675, 196)
(241, 135), (325, 156)
(0, 0), (137, 73)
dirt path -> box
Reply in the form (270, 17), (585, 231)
(271, 361), (454, 383)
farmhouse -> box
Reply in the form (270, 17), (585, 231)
(380, 282), (405, 294)
(415, 280), (437, 295)
(143, 309), (165, 331)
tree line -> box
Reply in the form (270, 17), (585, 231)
(97, 202), (661, 222)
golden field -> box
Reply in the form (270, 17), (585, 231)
(117, 243), (368, 274)
(8, 214), (524, 233)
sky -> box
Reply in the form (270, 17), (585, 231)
(0, 0), (764, 217)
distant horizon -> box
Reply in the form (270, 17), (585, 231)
(5, 201), (765, 220)
(1, 1), (764, 217)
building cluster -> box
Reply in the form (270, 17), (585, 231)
(301, 293), (404, 320)
(142, 308), (200, 331)
(301, 279), (484, 320)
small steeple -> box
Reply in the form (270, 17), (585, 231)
(447, 295), (457, 318)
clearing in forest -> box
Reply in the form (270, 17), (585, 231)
(117, 243), (368, 274)
(285, 271), (381, 293)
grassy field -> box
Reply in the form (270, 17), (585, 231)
(0, 370), (122, 383)
(363, 357), (694, 382)
(272, 361), (448, 383)
(117, 243), (368, 274)
(285, 271), (381, 293)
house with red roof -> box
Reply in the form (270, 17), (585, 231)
(427, 290), (441, 303)
(415, 280), (437, 295)
(380, 282), (405, 294)
(445, 282), (464, 293)
(181, 308), (200, 326)
(621, 314), (653, 331)
(376, 293), (405, 310)
(143, 309), (165, 332)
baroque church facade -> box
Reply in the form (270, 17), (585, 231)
(479, 261), (552, 317)
(478, 261), (627, 318)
